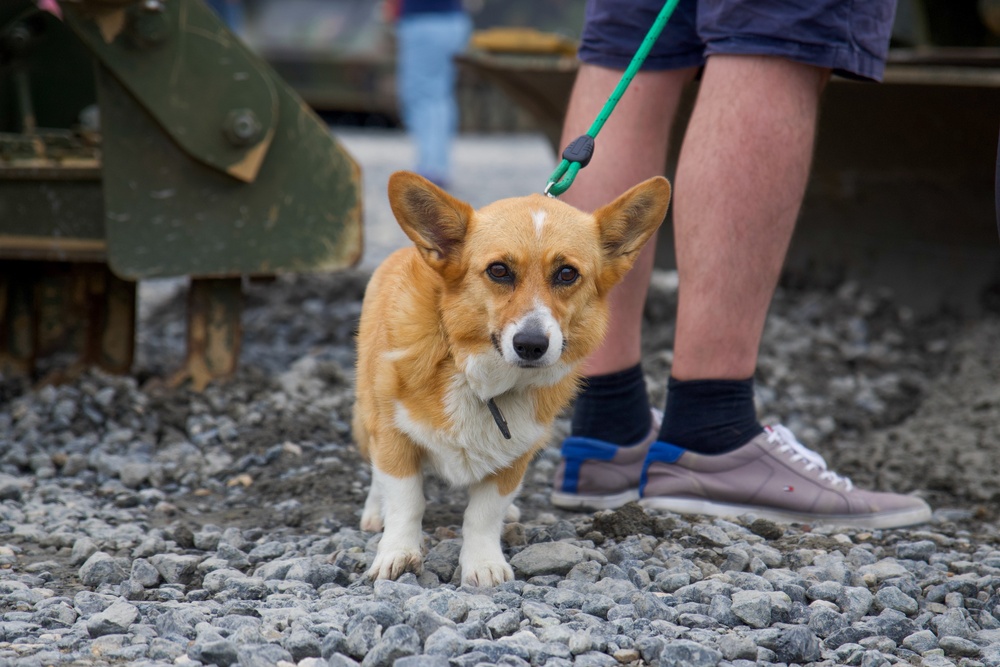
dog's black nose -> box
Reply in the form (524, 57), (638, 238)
(513, 331), (549, 361)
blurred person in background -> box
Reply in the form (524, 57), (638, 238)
(387, 0), (472, 188)
(205, 0), (244, 33)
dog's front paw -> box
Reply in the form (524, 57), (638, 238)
(366, 549), (423, 581)
(460, 557), (514, 588)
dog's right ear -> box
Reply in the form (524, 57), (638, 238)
(388, 171), (474, 274)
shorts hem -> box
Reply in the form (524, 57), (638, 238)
(579, 35), (886, 82)
(705, 36), (886, 82)
(578, 46), (705, 72)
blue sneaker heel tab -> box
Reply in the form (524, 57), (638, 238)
(639, 441), (686, 497)
(558, 436), (620, 495)
(648, 441), (685, 463)
(560, 436), (620, 461)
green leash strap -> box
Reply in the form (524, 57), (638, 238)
(544, 0), (681, 197)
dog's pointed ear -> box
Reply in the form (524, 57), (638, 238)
(388, 171), (474, 273)
(593, 176), (671, 292)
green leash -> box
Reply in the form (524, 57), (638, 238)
(544, 0), (680, 197)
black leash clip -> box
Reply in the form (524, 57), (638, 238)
(545, 134), (596, 196)
(561, 134), (595, 168)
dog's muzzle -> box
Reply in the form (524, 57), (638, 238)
(500, 307), (564, 368)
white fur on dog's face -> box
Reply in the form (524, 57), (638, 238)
(496, 299), (564, 368)
(462, 349), (572, 402)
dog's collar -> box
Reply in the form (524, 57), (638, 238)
(486, 398), (511, 440)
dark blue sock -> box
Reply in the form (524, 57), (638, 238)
(570, 363), (652, 446)
(658, 376), (764, 454)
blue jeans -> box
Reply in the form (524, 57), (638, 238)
(204, 0), (244, 32)
(396, 12), (472, 184)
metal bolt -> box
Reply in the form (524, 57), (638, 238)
(4, 24), (33, 55)
(981, 0), (1000, 36)
(126, 0), (169, 48)
(223, 109), (263, 147)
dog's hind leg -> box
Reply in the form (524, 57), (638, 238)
(360, 472), (385, 532)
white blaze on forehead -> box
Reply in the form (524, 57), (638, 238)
(532, 210), (546, 239)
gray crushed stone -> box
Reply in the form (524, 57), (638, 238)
(2, 130), (1000, 667)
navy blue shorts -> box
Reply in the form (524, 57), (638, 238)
(578, 0), (897, 81)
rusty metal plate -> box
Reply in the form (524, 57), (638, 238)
(0, 176), (106, 262)
(168, 277), (242, 390)
(0, 261), (135, 376)
(97, 64), (362, 279)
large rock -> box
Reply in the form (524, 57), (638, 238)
(360, 624), (421, 667)
(78, 552), (128, 588)
(509, 542), (588, 577)
(638, 637), (722, 667)
(773, 626), (821, 664)
(150, 553), (200, 585)
(86, 599), (139, 638)
(730, 590), (772, 629)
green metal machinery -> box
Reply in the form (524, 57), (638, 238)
(0, 0), (362, 388)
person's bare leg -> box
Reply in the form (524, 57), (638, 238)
(558, 63), (696, 376)
(671, 55), (830, 380)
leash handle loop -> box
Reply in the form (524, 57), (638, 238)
(544, 159), (581, 197)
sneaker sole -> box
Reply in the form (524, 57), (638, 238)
(639, 497), (932, 530)
(550, 489), (639, 511)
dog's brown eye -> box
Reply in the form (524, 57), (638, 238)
(555, 266), (579, 285)
(487, 263), (513, 283)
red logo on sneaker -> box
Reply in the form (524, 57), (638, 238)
(784, 486), (795, 492)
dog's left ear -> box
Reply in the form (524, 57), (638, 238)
(388, 171), (474, 275)
(593, 176), (672, 292)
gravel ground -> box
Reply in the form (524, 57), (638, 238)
(3, 130), (1000, 667)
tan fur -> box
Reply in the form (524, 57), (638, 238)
(490, 450), (538, 498)
(354, 171), (670, 584)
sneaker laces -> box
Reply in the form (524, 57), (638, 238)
(650, 407), (664, 431)
(766, 425), (854, 491)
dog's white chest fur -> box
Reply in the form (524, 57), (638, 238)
(392, 353), (569, 487)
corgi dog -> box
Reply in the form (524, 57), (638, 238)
(353, 171), (670, 586)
